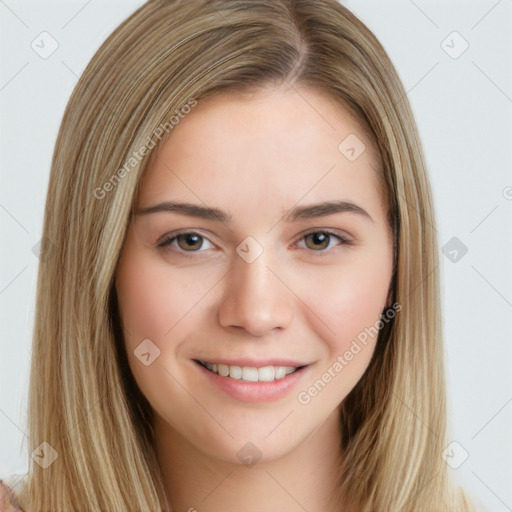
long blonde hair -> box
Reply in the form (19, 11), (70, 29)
(22, 0), (476, 510)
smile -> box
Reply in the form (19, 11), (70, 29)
(193, 359), (311, 402)
(197, 360), (299, 382)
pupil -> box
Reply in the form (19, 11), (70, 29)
(180, 234), (201, 250)
(309, 233), (328, 249)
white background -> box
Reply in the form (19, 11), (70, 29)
(1, 1), (511, 510)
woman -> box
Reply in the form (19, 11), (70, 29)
(1, 0), (480, 510)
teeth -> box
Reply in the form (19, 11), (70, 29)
(258, 366), (274, 382)
(217, 363), (229, 377)
(274, 366), (286, 379)
(229, 365), (242, 379)
(200, 361), (298, 382)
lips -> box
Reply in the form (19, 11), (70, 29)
(193, 358), (311, 402)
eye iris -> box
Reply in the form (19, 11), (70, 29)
(177, 233), (202, 251)
(305, 232), (329, 250)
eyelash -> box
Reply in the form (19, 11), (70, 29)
(156, 229), (353, 258)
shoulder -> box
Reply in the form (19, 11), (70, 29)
(0, 473), (28, 512)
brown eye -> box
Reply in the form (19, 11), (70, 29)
(304, 232), (331, 250)
(157, 231), (214, 254)
(176, 233), (204, 251)
(297, 230), (352, 255)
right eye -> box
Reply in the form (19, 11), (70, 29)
(157, 231), (215, 256)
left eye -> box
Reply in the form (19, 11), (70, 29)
(298, 230), (350, 251)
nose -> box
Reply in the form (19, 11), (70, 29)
(217, 249), (294, 337)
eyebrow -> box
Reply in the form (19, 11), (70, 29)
(135, 200), (373, 223)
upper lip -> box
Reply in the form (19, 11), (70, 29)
(194, 358), (309, 368)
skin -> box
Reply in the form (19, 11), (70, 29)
(115, 85), (394, 512)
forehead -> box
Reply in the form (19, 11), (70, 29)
(137, 87), (384, 218)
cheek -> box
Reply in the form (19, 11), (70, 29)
(295, 266), (389, 409)
(117, 269), (166, 342)
(299, 251), (391, 359)
(115, 246), (184, 350)
(115, 251), (191, 402)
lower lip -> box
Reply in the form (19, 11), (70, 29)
(194, 361), (309, 403)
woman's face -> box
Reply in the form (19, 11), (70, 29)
(115, 86), (394, 464)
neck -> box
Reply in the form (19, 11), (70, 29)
(154, 408), (343, 512)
